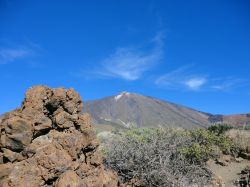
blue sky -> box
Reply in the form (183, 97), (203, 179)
(0, 0), (249, 115)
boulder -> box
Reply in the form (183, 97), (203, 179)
(55, 170), (83, 187)
(0, 163), (13, 180)
(0, 85), (119, 187)
(1, 115), (33, 151)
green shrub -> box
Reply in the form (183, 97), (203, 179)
(181, 129), (235, 161)
(121, 127), (164, 143)
(181, 143), (208, 160)
(208, 123), (233, 135)
(242, 125), (250, 130)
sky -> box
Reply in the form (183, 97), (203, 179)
(0, 0), (250, 115)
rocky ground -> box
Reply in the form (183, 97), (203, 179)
(0, 86), (119, 187)
(208, 155), (250, 187)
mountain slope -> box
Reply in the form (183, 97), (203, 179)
(223, 114), (250, 126)
(83, 92), (210, 129)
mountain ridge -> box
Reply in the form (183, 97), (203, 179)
(84, 92), (208, 129)
(83, 92), (250, 129)
(1, 92), (249, 129)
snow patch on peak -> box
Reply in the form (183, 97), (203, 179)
(114, 94), (122, 101)
(114, 91), (131, 101)
(117, 119), (135, 128)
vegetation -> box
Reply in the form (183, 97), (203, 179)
(226, 129), (250, 153)
(208, 123), (233, 135)
(243, 125), (250, 130)
(102, 126), (250, 187)
(103, 128), (213, 187)
(181, 128), (236, 161)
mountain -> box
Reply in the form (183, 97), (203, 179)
(83, 92), (250, 129)
(1, 92), (249, 130)
(223, 114), (250, 126)
(83, 92), (212, 129)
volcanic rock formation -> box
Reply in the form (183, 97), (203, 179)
(0, 86), (118, 187)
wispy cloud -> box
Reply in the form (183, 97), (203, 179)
(88, 32), (164, 81)
(0, 43), (39, 64)
(0, 49), (31, 64)
(210, 78), (247, 91)
(155, 65), (207, 91)
(184, 78), (207, 90)
(155, 65), (247, 92)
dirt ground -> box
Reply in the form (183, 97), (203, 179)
(207, 158), (250, 187)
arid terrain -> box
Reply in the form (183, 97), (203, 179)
(1, 0), (249, 186)
(0, 86), (249, 187)
(84, 92), (250, 130)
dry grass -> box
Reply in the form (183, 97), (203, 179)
(226, 129), (250, 153)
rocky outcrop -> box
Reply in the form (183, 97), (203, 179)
(0, 85), (119, 187)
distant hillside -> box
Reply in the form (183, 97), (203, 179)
(83, 92), (210, 129)
(223, 114), (250, 126)
(1, 92), (249, 130)
(83, 92), (250, 129)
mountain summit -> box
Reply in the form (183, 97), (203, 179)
(83, 92), (211, 129)
(84, 92), (250, 129)
(114, 91), (131, 101)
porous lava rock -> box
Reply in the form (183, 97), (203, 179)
(0, 85), (119, 187)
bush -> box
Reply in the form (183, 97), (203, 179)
(226, 129), (250, 153)
(197, 129), (233, 152)
(243, 125), (250, 130)
(181, 128), (236, 163)
(208, 123), (233, 135)
(104, 128), (212, 187)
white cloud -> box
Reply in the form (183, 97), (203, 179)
(100, 47), (161, 80)
(210, 78), (247, 91)
(184, 78), (207, 90)
(155, 65), (248, 92)
(90, 33), (164, 81)
(0, 47), (34, 64)
(155, 65), (207, 91)
(155, 65), (189, 85)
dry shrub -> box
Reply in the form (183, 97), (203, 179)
(226, 129), (250, 153)
(103, 128), (212, 187)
